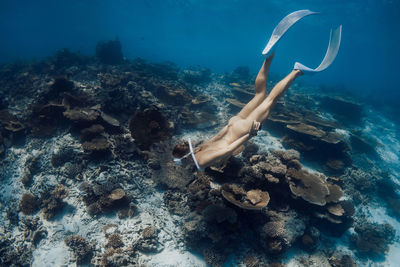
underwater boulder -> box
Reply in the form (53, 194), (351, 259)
(128, 107), (172, 150)
(96, 39), (124, 65)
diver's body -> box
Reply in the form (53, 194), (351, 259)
(193, 53), (302, 170)
(173, 10), (342, 171)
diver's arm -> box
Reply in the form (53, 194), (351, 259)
(226, 120), (259, 153)
(226, 133), (251, 154)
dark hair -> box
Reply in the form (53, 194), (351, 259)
(172, 141), (190, 158)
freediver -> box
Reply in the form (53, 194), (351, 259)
(173, 10), (342, 172)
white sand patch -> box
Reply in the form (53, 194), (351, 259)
(146, 249), (206, 267)
(253, 130), (284, 153)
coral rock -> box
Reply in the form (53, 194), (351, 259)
(286, 169), (329, 206)
(82, 137), (110, 153)
(128, 107), (171, 149)
(221, 184), (270, 210)
(202, 204), (237, 224)
(107, 233), (124, 249)
(20, 193), (39, 215)
(0, 109), (25, 133)
(109, 188), (126, 201)
(326, 183), (344, 203)
(96, 39), (124, 65)
(42, 185), (68, 220)
(63, 107), (100, 123)
(287, 123), (326, 138)
(350, 221), (396, 257)
(65, 235), (93, 264)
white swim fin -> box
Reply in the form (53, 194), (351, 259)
(294, 25), (342, 75)
(262, 9), (319, 56)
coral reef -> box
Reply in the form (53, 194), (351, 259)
(65, 235), (94, 264)
(106, 233), (124, 249)
(0, 45), (397, 267)
(259, 210), (307, 254)
(96, 39), (124, 65)
(80, 182), (130, 216)
(41, 184), (68, 220)
(134, 226), (159, 253)
(221, 184), (270, 210)
(350, 221), (396, 257)
(128, 107), (172, 150)
(20, 193), (39, 215)
(286, 168), (329, 206)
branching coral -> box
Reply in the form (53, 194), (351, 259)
(128, 107), (171, 149)
(41, 184), (68, 220)
(202, 204), (237, 224)
(350, 221), (396, 257)
(20, 193), (39, 215)
(65, 235), (93, 264)
(107, 233), (124, 249)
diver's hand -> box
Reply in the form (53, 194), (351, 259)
(249, 120), (261, 136)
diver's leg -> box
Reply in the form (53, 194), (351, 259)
(248, 69), (302, 123)
(236, 53), (274, 119)
(255, 52), (274, 94)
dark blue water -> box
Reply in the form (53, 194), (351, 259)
(0, 0), (399, 101)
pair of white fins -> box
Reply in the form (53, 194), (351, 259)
(262, 10), (342, 74)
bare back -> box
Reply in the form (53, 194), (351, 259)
(194, 116), (254, 168)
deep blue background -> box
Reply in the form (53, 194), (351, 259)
(0, 0), (399, 100)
